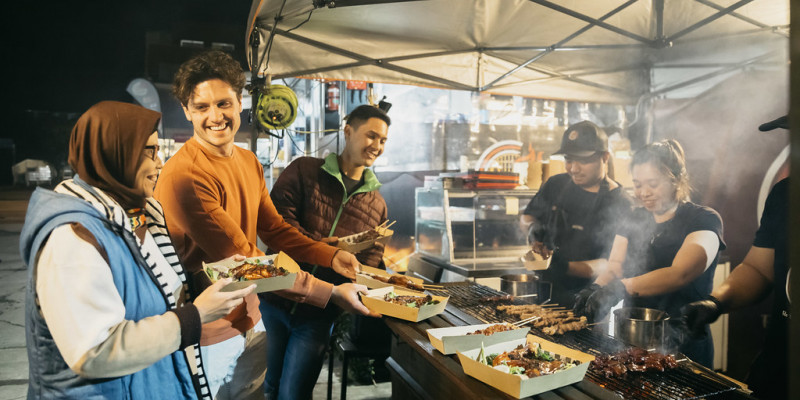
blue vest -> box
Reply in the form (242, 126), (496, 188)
(20, 187), (198, 399)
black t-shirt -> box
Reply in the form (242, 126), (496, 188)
(341, 171), (364, 195)
(753, 178), (790, 322)
(747, 178), (789, 398)
(617, 202), (726, 319)
(523, 173), (633, 295)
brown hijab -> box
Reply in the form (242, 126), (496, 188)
(69, 101), (161, 209)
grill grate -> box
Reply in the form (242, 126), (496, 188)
(427, 281), (745, 400)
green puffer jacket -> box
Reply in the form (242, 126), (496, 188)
(269, 153), (388, 285)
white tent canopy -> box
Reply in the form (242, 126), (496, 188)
(246, 0), (788, 104)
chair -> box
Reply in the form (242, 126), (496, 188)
(326, 332), (390, 400)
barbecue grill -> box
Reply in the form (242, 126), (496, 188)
(426, 281), (752, 400)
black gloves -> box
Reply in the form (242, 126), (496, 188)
(573, 280), (626, 323)
(681, 295), (724, 339)
(573, 284), (600, 317)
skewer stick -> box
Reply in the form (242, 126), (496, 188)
(377, 220), (388, 229)
(513, 316), (541, 327)
(383, 220), (397, 230)
(422, 284), (444, 289)
(541, 303), (562, 307)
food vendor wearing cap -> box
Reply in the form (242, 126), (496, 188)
(574, 139), (726, 368)
(154, 50), (373, 399)
(261, 104), (389, 400)
(682, 115), (790, 398)
(520, 121), (633, 308)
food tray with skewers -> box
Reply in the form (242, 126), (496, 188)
(426, 317), (536, 355)
(336, 220), (395, 253)
(356, 265), (443, 292)
(360, 286), (449, 322)
(203, 252), (300, 293)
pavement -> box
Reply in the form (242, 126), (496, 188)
(0, 186), (391, 400)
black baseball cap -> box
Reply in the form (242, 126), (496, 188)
(554, 121), (608, 157)
(758, 115), (789, 131)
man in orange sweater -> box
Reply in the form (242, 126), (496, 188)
(154, 50), (373, 399)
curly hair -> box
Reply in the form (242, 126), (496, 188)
(172, 50), (246, 106)
(631, 139), (691, 202)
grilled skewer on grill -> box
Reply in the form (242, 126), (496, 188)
(478, 294), (538, 303)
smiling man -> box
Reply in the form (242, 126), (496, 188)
(154, 50), (373, 400)
(519, 121), (632, 307)
(261, 104), (390, 400)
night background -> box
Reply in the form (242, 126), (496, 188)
(6, 0), (253, 184)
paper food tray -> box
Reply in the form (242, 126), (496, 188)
(457, 335), (594, 398)
(203, 252), (299, 293)
(427, 323), (528, 355)
(360, 286), (448, 322)
(356, 265), (425, 292)
(336, 226), (394, 253)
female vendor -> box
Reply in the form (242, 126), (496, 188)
(573, 139), (725, 367)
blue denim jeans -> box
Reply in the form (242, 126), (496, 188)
(260, 298), (339, 400)
(200, 319), (267, 400)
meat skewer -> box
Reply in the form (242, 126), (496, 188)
(496, 304), (590, 335)
(478, 294), (539, 303)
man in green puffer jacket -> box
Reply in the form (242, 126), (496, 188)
(260, 104), (391, 400)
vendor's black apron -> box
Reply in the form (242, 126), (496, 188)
(746, 269), (790, 399)
(542, 179), (610, 307)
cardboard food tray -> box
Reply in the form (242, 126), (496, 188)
(356, 265), (425, 291)
(336, 226), (394, 253)
(521, 251), (551, 271)
(360, 286), (448, 322)
(457, 335), (594, 398)
(427, 323), (528, 355)
(203, 252), (299, 293)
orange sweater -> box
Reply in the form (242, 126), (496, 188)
(154, 138), (337, 345)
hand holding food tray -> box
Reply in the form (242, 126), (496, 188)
(203, 252), (300, 293)
(457, 335), (594, 398)
(336, 222), (394, 253)
(359, 286), (448, 322)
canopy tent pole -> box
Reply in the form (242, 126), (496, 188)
(490, 54), (634, 96)
(264, 27), (474, 90)
(649, 51), (781, 97)
(665, 0), (754, 42)
(527, 0), (655, 46)
(694, 0), (768, 29)
(481, 0), (639, 91)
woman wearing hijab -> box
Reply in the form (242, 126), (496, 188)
(20, 101), (254, 399)
(573, 139), (725, 367)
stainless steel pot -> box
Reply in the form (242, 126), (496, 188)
(613, 307), (670, 349)
(499, 273), (552, 303)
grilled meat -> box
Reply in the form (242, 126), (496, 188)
(360, 272), (425, 291)
(219, 259), (288, 280)
(541, 317), (588, 335)
(383, 293), (438, 307)
(590, 348), (678, 377)
(479, 295), (514, 303)
(466, 323), (518, 336)
(484, 343), (580, 378)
